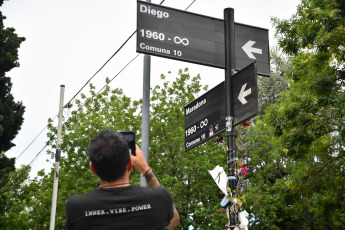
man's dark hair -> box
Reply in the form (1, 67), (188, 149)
(88, 129), (129, 182)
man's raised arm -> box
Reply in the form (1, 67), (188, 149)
(131, 145), (180, 229)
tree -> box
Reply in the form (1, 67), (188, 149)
(0, 0), (26, 152)
(242, 0), (345, 228)
(149, 69), (227, 229)
(0, 165), (36, 230)
(235, 47), (293, 229)
(258, 47), (290, 115)
(0, 153), (15, 229)
(44, 83), (142, 229)
(0, 71), (229, 229)
(0, 2), (25, 227)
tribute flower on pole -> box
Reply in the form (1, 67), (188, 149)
(242, 121), (250, 128)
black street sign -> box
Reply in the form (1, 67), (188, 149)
(137, 1), (225, 69)
(137, 1), (270, 76)
(232, 62), (258, 125)
(184, 62), (257, 151)
(234, 23), (269, 77)
(184, 82), (226, 151)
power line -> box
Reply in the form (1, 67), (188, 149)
(71, 53), (140, 114)
(13, 0), (187, 161)
(2, 136), (54, 192)
(27, 141), (50, 168)
(11, 0), (199, 184)
(185, 0), (197, 10)
(64, 0), (167, 109)
(64, 30), (137, 108)
(4, 53), (142, 193)
(15, 31), (138, 162)
(16, 116), (57, 161)
(95, 54), (141, 99)
(15, 52), (141, 173)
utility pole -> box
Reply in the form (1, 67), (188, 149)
(49, 85), (65, 230)
(140, 0), (151, 187)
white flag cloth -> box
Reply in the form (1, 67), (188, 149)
(208, 165), (228, 195)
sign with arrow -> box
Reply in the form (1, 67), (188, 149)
(241, 41), (262, 59)
(233, 62), (258, 125)
(234, 23), (269, 77)
(238, 83), (252, 105)
(137, 2), (270, 76)
(136, 3), (264, 151)
(184, 62), (258, 151)
(137, 1), (225, 69)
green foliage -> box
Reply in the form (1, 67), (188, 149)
(5, 1), (345, 229)
(0, 76), (25, 152)
(0, 153), (15, 190)
(243, 0), (345, 228)
(149, 68), (227, 229)
(1, 71), (230, 229)
(49, 84), (142, 228)
(0, 84), (141, 228)
(0, 2), (26, 227)
(0, 165), (34, 230)
(0, 2), (26, 152)
(258, 47), (290, 115)
(0, 153), (15, 229)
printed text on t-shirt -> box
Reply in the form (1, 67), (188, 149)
(84, 204), (152, 217)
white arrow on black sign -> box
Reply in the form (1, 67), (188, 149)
(242, 40), (262, 59)
(238, 83), (252, 105)
(232, 62), (258, 126)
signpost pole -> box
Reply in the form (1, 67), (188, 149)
(224, 8), (238, 229)
(140, 0), (152, 187)
(140, 53), (150, 187)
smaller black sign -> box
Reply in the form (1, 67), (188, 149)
(233, 62), (258, 125)
(184, 82), (225, 151)
(184, 62), (258, 151)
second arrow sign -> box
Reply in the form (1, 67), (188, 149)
(232, 62), (258, 125)
(184, 62), (258, 151)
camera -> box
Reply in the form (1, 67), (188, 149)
(120, 131), (136, 156)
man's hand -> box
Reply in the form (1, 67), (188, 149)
(130, 145), (159, 187)
(130, 145), (150, 174)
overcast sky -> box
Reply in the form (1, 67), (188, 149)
(2, 0), (300, 177)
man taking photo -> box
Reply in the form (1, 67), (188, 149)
(65, 129), (180, 229)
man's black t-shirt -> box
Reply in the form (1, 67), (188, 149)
(65, 185), (174, 230)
